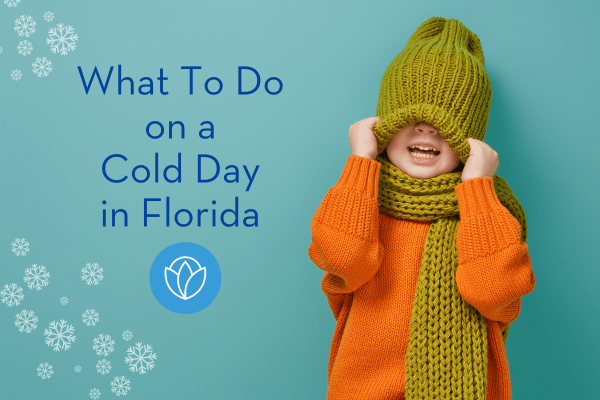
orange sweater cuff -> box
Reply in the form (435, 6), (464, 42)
(336, 156), (381, 198)
(455, 176), (504, 216)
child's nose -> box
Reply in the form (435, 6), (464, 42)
(414, 124), (439, 136)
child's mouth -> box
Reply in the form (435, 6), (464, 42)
(408, 146), (441, 164)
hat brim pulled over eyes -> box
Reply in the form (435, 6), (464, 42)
(373, 103), (471, 164)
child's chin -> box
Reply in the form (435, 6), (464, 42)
(399, 165), (444, 179)
(408, 171), (440, 179)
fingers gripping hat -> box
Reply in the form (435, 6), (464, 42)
(373, 17), (492, 164)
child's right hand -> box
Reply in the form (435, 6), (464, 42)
(348, 117), (381, 160)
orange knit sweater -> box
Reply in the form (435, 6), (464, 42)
(308, 156), (536, 400)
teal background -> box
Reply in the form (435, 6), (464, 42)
(1, 0), (598, 398)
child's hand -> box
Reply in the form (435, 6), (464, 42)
(461, 138), (499, 182)
(349, 117), (381, 160)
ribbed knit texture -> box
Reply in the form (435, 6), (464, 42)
(308, 156), (536, 400)
(375, 150), (527, 398)
(372, 17), (491, 163)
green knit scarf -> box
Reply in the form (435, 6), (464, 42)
(376, 152), (527, 400)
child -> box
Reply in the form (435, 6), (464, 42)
(308, 17), (536, 400)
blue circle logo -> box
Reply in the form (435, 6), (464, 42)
(149, 242), (221, 314)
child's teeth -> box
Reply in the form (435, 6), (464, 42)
(409, 148), (438, 158)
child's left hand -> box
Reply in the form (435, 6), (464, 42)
(461, 138), (499, 182)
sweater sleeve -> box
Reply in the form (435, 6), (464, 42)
(454, 176), (536, 331)
(308, 155), (385, 303)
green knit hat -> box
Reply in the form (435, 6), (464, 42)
(373, 17), (492, 164)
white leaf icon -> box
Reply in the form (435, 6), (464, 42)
(164, 257), (206, 300)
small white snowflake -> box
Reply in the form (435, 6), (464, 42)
(11, 69), (22, 81)
(93, 334), (115, 356)
(1, 283), (24, 307)
(96, 359), (111, 375)
(11, 238), (29, 255)
(15, 15), (36, 37)
(37, 362), (53, 379)
(24, 264), (50, 290)
(60, 296), (68, 305)
(0, 47), (3, 54)
(15, 310), (38, 333)
(122, 330), (133, 341)
(44, 319), (76, 351)
(125, 342), (157, 375)
(47, 23), (78, 55)
(110, 376), (130, 396)
(82, 309), (99, 326)
(75, 365), (81, 373)
(82, 263), (103, 285)
(43, 11), (54, 22)
(89, 388), (101, 400)
(17, 40), (32, 56)
(32, 57), (52, 77)
(4, 0), (21, 8)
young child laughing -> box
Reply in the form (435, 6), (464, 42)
(308, 17), (536, 400)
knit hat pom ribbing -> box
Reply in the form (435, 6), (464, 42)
(373, 17), (492, 164)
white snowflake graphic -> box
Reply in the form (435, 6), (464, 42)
(0, 47), (3, 54)
(122, 330), (133, 341)
(11, 69), (22, 81)
(43, 11), (54, 22)
(32, 57), (52, 77)
(82, 263), (103, 285)
(110, 376), (131, 396)
(60, 296), (68, 305)
(93, 334), (115, 356)
(4, 0), (20, 8)
(125, 342), (157, 375)
(75, 365), (81, 373)
(15, 15), (36, 37)
(44, 319), (76, 351)
(96, 359), (111, 375)
(82, 309), (99, 326)
(17, 40), (32, 56)
(11, 238), (29, 255)
(47, 23), (78, 55)
(1, 283), (24, 307)
(24, 264), (50, 290)
(37, 362), (53, 379)
(89, 388), (101, 400)
(15, 309), (38, 333)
